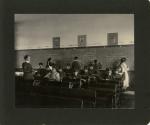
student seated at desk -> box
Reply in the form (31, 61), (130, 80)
(72, 70), (81, 88)
(103, 68), (112, 80)
(88, 64), (98, 75)
(62, 64), (73, 87)
(80, 66), (89, 78)
(34, 62), (47, 79)
(79, 66), (89, 88)
(93, 59), (102, 71)
(63, 64), (73, 78)
(44, 67), (60, 82)
(58, 67), (65, 82)
(88, 64), (99, 78)
(33, 62), (47, 86)
(88, 64), (98, 85)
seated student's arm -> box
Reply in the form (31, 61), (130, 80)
(80, 78), (86, 82)
(55, 73), (61, 82)
(80, 74), (87, 79)
(117, 65), (124, 75)
(117, 72), (123, 76)
(32, 69), (38, 75)
(44, 72), (51, 78)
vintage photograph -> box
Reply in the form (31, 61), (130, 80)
(15, 14), (134, 108)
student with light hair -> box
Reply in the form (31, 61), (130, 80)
(44, 67), (60, 82)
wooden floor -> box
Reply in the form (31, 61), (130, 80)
(119, 91), (135, 109)
(16, 90), (135, 109)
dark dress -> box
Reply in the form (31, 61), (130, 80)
(22, 62), (34, 80)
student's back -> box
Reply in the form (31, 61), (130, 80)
(72, 60), (81, 72)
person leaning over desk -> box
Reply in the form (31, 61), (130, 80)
(118, 57), (129, 90)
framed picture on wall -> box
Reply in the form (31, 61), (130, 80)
(78, 35), (87, 47)
(53, 37), (60, 48)
(107, 32), (118, 46)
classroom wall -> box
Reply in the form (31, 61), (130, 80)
(15, 45), (134, 71)
(15, 14), (134, 50)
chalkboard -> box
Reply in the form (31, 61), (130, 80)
(15, 45), (134, 70)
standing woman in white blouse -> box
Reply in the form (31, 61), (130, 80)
(119, 57), (129, 90)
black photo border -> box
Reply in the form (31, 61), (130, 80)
(1, 0), (150, 125)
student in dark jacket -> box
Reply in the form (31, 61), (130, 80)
(22, 55), (34, 81)
(62, 64), (73, 87)
(35, 62), (47, 79)
(71, 56), (81, 72)
(88, 64), (97, 75)
(63, 64), (73, 78)
(88, 64), (98, 85)
(93, 59), (98, 71)
(93, 59), (102, 70)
